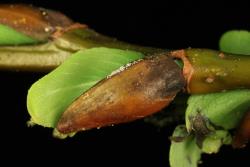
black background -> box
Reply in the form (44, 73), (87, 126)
(1, 0), (250, 166)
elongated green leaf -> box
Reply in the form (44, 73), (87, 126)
(0, 24), (38, 45)
(27, 47), (144, 128)
(219, 30), (250, 55)
(170, 125), (201, 167)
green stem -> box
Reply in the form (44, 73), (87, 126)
(0, 42), (72, 71)
(171, 49), (250, 94)
(56, 28), (162, 55)
(0, 27), (162, 72)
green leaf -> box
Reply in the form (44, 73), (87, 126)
(186, 89), (250, 132)
(170, 125), (202, 167)
(27, 47), (144, 128)
(0, 24), (38, 45)
(219, 30), (250, 55)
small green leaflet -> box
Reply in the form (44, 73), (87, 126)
(169, 125), (201, 167)
(219, 30), (250, 55)
(186, 89), (250, 131)
(27, 47), (144, 128)
(0, 24), (38, 45)
(169, 126), (232, 167)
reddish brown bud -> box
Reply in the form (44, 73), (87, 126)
(57, 53), (185, 134)
(0, 4), (74, 41)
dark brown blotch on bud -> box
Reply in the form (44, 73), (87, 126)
(57, 53), (185, 134)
